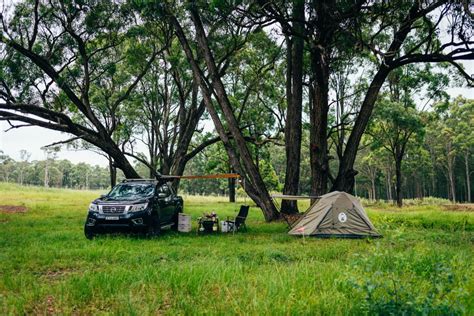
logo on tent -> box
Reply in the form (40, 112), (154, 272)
(338, 212), (347, 223)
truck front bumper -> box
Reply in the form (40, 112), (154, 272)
(85, 210), (152, 232)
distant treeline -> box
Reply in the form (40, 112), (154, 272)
(0, 151), (112, 190)
(0, 151), (243, 196)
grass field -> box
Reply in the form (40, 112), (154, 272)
(0, 183), (473, 315)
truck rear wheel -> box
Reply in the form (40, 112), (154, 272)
(146, 213), (161, 237)
(171, 206), (183, 231)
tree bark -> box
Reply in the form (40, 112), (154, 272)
(281, 0), (304, 214)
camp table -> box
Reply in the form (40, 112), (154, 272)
(197, 215), (219, 234)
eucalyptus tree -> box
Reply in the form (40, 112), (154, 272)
(0, 150), (15, 182)
(357, 149), (381, 201)
(17, 149), (31, 185)
(125, 41), (206, 182)
(428, 97), (474, 202)
(331, 0), (474, 193)
(0, 0), (170, 179)
(426, 113), (458, 201)
(258, 0), (474, 196)
(368, 96), (425, 206)
(403, 142), (432, 199)
(451, 97), (474, 202)
(157, 2), (281, 220)
(224, 30), (286, 164)
(366, 63), (449, 206)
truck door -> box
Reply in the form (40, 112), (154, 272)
(156, 183), (173, 223)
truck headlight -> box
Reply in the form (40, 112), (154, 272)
(88, 203), (99, 212)
(129, 203), (148, 212)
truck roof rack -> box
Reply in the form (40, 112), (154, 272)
(121, 178), (158, 183)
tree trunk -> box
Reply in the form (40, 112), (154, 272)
(395, 159), (403, 207)
(108, 156), (117, 188)
(447, 154), (456, 203)
(44, 161), (49, 188)
(431, 166), (436, 197)
(416, 176), (422, 199)
(386, 167), (393, 201)
(281, 0), (304, 215)
(465, 151), (471, 202)
(106, 144), (140, 179)
(395, 155), (403, 207)
(85, 169), (90, 190)
(307, 0), (336, 197)
(371, 176), (376, 201)
(170, 11), (279, 221)
(228, 166), (236, 203)
(309, 50), (330, 197)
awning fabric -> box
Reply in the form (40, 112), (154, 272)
(271, 194), (320, 200)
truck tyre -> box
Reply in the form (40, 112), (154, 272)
(171, 205), (183, 231)
(146, 213), (161, 237)
(84, 225), (95, 240)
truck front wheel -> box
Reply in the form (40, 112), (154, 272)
(84, 225), (95, 240)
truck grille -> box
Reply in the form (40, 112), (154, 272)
(102, 205), (126, 214)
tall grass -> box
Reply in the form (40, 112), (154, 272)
(0, 183), (473, 315)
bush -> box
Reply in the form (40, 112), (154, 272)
(360, 197), (452, 208)
(340, 246), (470, 315)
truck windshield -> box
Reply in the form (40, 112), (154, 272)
(106, 183), (155, 200)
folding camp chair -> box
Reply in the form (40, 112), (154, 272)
(224, 205), (249, 233)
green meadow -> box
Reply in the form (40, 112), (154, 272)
(0, 183), (473, 315)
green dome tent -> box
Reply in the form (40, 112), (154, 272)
(288, 191), (381, 238)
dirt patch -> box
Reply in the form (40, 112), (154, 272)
(443, 204), (474, 212)
(29, 295), (61, 315)
(0, 205), (27, 213)
(41, 268), (75, 281)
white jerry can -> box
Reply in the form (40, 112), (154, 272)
(221, 220), (231, 233)
(178, 213), (192, 232)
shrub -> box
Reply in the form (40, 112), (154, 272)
(340, 246), (470, 315)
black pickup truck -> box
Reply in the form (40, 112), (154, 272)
(84, 179), (183, 239)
